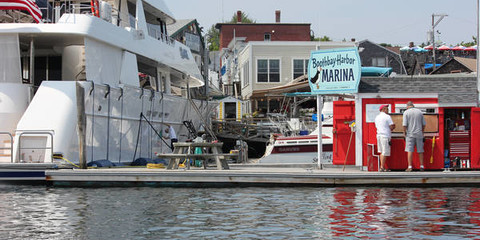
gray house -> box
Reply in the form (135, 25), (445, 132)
(358, 40), (406, 75)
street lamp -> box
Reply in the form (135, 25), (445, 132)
(431, 13), (447, 71)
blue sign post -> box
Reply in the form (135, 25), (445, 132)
(308, 47), (361, 169)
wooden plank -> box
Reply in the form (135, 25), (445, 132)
(173, 142), (224, 148)
(76, 83), (87, 169)
(390, 114), (438, 133)
(46, 168), (480, 187)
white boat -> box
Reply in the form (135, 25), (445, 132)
(259, 103), (334, 164)
(259, 126), (333, 164)
(0, 0), (212, 181)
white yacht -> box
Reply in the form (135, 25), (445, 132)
(0, 0), (213, 180)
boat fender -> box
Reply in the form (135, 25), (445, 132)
(87, 159), (114, 168)
(131, 158), (152, 166)
(147, 163), (165, 169)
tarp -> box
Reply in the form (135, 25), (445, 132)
(424, 45), (434, 50)
(424, 63), (442, 69)
(437, 45), (451, 51)
(465, 46), (477, 51)
(452, 46), (466, 51)
(413, 48), (428, 53)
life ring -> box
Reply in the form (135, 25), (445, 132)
(90, 0), (100, 17)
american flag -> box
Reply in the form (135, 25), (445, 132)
(0, 0), (43, 23)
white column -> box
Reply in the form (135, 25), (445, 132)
(317, 95), (323, 169)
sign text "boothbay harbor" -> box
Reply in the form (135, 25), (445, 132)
(311, 54), (356, 82)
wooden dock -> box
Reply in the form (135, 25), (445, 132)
(45, 164), (480, 187)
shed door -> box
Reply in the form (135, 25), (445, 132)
(333, 101), (356, 165)
(224, 102), (237, 119)
(471, 108), (480, 168)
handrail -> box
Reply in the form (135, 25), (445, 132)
(0, 132), (13, 163)
(17, 131), (54, 163)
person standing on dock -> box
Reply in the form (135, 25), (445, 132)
(403, 101), (426, 172)
(375, 104), (395, 172)
(163, 124), (178, 151)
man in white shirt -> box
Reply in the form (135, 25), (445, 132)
(163, 124), (178, 151)
(374, 104), (396, 172)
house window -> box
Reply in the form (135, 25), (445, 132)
(257, 59), (280, 83)
(372, 57), (386, 67)
(264, 33), (271, 41)
(293, 59), (308, 79)
(241, 62), (249, 88)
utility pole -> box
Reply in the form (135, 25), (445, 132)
(432, 13), (447, 71)
(203, 34), (209, 99)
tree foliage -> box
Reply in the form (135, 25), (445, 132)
(311, 35), (331, 42)
(459, 36), (477, 47)
(206, 12), (256, 51)
(228, 12), (255, 24)
(207, 25), (220, 51)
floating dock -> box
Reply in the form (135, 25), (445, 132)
(45, 164), (480, 187)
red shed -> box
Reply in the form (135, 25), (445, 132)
(332, 74), (480, 171)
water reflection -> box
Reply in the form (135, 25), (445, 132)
(1, 185), (480, 239)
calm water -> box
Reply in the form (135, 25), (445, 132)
(0, 185), (479, 239)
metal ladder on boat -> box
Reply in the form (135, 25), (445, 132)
(182, 120), (197, 139)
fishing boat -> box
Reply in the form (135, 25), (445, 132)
(0, 0), (212, 181)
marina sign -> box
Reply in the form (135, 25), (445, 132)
(308, 47), (361, 94)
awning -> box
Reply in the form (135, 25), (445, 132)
(251, 81), (309, 98)
(361, 67), (392, 77)
(437, 45), (451, 51)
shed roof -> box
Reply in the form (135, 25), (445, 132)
(359, 74), (478, 107)
(454, 57), (477, 72)
(430, 57), (477, 75)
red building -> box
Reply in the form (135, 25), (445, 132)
(215, 11), (311, 50)
(331, 74), (480, 171)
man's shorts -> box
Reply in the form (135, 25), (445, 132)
(377, 136), (391, 156)
(405, 136), (424, 153)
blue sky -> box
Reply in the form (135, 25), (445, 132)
(167, 0), (477, 47)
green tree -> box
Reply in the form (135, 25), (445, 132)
(379, 43), (392, 47)
(459, 36), (477, 47)
(206, 25), (220, 51)
(311, 35), (331, 42)
(228, 12), (255, 24)
(206, 12), (256, 51)
(320, 36), (331, 42)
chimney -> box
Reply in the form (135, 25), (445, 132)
(237, 11), (242, 23)
(275, 10), (281, 23)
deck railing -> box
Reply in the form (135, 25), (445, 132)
(17, 131), (54, 163)
(0, 132), (13, 163)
